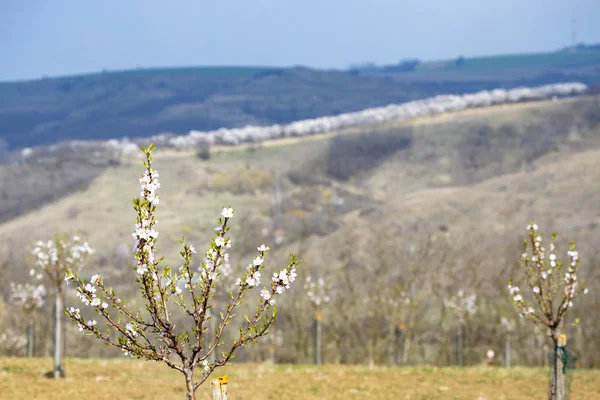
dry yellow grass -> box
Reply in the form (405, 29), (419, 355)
(1, 358), (599, 400)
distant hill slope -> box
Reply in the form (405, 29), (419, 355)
(1, 47), (600, 149)
(1, 95), (599, 265)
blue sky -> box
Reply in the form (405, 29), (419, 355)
(1, 0), (600, 81)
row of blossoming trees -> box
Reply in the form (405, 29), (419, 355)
(18, 82), (588, 161)
(1, 144), (592, 399)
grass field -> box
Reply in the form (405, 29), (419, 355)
(419, 48), (600, 72)
(1, 358), (600, 400)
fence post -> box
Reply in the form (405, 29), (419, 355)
(211, 376), (228, 400)
(313, 311), (322, 365)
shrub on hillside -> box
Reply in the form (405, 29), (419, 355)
(324, 128), (413, 181)
(206, 166), (274, 194)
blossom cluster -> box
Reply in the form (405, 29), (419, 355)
(500, 317), (516, 333)
(31, 235), (94, 284)
(67, 306), (96, 333)
(73, 274), (108, 311)
(507, 282), (535, 317)
(562, 248), (586, 310)
(140, 169), (160, 204)
(377, 290), (411, 309)
(200, 212), (234, 284)
(508, 222), (589, 325)
(10, 282), (46, 313)
(0, 328), (27, 353)
(444, 289), (477, 323)
(304, 275), (332, 307)
(132, 167), (160, 275)
(265, 328), (284, 347)
(266, 261), (297, 304)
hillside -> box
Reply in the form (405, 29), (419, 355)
(1, 96), (599, 366)
(1, 47), (600, 150)
(1, 96), (599, 264)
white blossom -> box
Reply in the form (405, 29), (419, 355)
(304, 275), (332, 307)
(260, 289), (271, 302)
(253, 256), (264, 266)
(257, 244), (270, 252)
(444, 290), (477, 323)
(31, 235), (94, 282)
(10, 282), (46, 312)
(125, 323), (139, 337)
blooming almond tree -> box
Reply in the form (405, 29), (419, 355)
(444, 289), (477, 366)
(304, 275), (331, 365)
(0, 328), (27, 356)
(508, 223), (588, 400)
(10, 282), (46, 356)
(65, 144), (300, 400)
(32, 234), (94, 377)
(500, 316), (516, 367)
(376, 288), (411, 366)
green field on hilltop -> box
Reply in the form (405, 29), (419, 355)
(419, 48), (600, 71)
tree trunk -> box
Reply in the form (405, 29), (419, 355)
(549, 334), (567, 400)
(313, 311), (322, 365)
(26, 321), (34, 358)
(402, 331), (411, 365)
(184, 369), (196, 400)
(504, 336), (511, 368)
(556, 346), (565, 400)
(548, 335), (562, 400)
(457, 324), (464, 367)
(395, 324), (404, 366)
(388, 321), (396, 366)
(53, 288), (64, 378)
